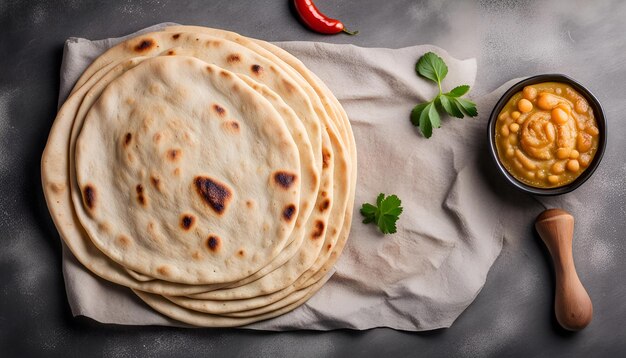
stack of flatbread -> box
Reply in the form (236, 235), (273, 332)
(41, 25), (356, 327)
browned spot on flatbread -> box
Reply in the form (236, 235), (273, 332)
(206, 65), (214, 73)
(150, 175), (161, 190)
(311, 220), (325, 239)
(48, 182), (65, 194)
(238, 249), (245, 257)
(194, 176), (233, 215)
(166, 50), (176, 56)
(180, 214), (195, 231)
(98, 222), (110, 233)
(174, 168), (181, 177)
(222, 121), (240, 133)
(227, 54), (241, 63)
(273, 171), (297, 189)
(82, 184), (96, 211)
(322, 148), (331, 169)
(282, 79), (296, 93)
(321, 191), (327, 198)
(172, 33), (181, 40)
(116, 235), (131, 248)
(319, 199), (330, 212)
(123, 132), (132, 147)
(192, 251), (203, 260)
(282, 204), (296, 222)
(153, 132), (162, 143)
(219, 70), (232, 79)
(327, 243), (332, 251)
(206, 235), (221, 252)
(136, 184), (147, 206)
(246, 200), (254, 208)
(213, 104), (226, 116)
(167, 148), (181, 161)
(134, 38), (155, 52)
(156, 265), (170, 276)
(251, 64), (263, 75)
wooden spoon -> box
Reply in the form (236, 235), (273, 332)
(535, 208), (593, 331)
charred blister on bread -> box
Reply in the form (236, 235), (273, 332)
(206, 235), (221, 253)
(194, 176), (233, 215)
(282, 204), (296, 222)
(273, 171), (297, 189)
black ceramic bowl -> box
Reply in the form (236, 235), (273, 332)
(488, 74), (607, 196)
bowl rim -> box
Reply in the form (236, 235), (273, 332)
(487, 74), (607, 196)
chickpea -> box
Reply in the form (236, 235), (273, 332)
(511, 111), (521, 120)
(509, 123), (520, 133)
(585, 125), (600, 136)
(579, 154), (592, 167)
(506, 147), (515, 158)
(551, 108), (569, 125)
(537, 171), (546, 179)
(548, 175), (560, 185)
(557, 103), (571, 115)
(551, 161), (566, 174)
(523, 86), (537, 101)
(545, 122), (556, 142)
(567, 159), (580, 172)
(537, 93), (559, 110)
(518, 98), (533, 113)
(555, 88), (562, 95)
(509, 135), (518, 146)
(525, 171), (536, 180)
(577, 132), (592, 152)
(499, 112), (509, 121)
(556, 148), (571, 159)
(575, 99), (589, 114)
(569, 149), (580, 159)
(501, 125), (510, 137)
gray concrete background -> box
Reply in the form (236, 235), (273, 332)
(1, 0), (625, 356)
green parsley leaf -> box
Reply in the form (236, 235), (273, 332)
(360, 193), (403, 234)
(410, 52), (478, 138)
(454, 97), (478, 117)
(419, 102), (433, 138)
(448, 85), (470, 97)
(439, 95), (463, 118)
(416, 52), (448, 86)
(410, 102), (429, 127)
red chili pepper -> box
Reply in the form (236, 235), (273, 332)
(293, 0), (358, 35)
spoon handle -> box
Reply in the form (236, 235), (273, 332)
(535, 209), (593, 331)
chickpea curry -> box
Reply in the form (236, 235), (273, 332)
(495, 82), (600, 188)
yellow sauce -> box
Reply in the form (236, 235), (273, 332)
(495, 82), (599, 188)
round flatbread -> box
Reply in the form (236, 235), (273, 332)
(73, 55), (301, 284)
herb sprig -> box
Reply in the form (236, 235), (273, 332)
(360, 193), (403, 234)
(410, 52), (477, 138)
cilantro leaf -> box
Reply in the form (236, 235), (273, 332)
(360, 193), (403, 234)
(416, 52), (448, 85)
(454, 97), (478, 117)
(448, 85), (470, 97)
(419, 102), (433, 138)
(409, 52), (478, 138)
(439, 94), (464, 118)
(410, 102), (429, 127)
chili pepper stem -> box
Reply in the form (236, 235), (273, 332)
(342, 28), (359, 36)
